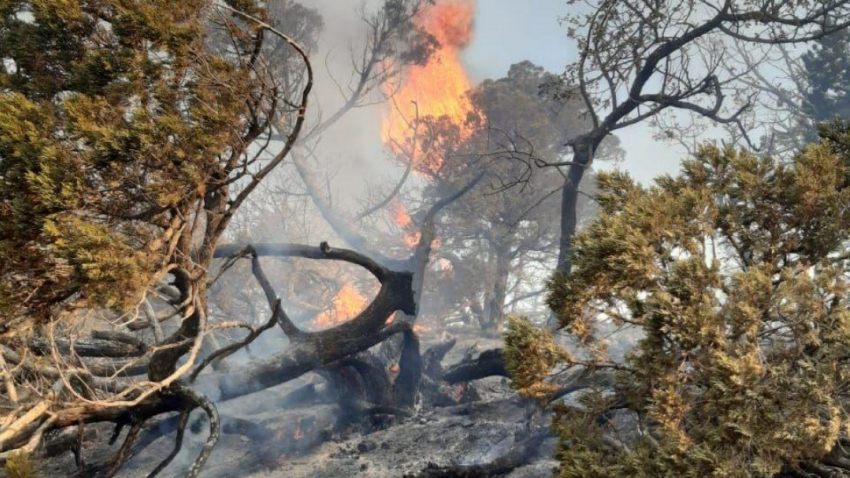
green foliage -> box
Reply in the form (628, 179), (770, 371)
(503, 316), (569, 400)
(0, 0), (254, 321)
(537, 122), (850, 476)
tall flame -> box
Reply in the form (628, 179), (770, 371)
(381, 0), (479, 175)
(313, 283), (367, 328)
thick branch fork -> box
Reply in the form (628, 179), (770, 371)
(204, 242), (416, 400)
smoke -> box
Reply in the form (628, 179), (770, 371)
(300, 0), (392, 204)
(381, 0), (480, 175)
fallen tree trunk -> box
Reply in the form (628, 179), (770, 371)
(442, 349), (507, 384)
(195, 242), (416, 401)
(0, 242), (418, 478)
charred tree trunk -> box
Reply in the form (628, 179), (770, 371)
(482, 239), (511, 332)
(148, 270), (205, 382)
(200, 243), (417, 401)
(443, 349), (508, 384)
(557, 139), (596, 274)
(392, 329), (422, 408)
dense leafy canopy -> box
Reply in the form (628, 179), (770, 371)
(0, 1), (254, 323)
(508, 122), (850, 477)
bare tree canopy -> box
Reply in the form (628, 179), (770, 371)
(551, 0), (850, 273)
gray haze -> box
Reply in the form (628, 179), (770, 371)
(301, 0), (687, 189)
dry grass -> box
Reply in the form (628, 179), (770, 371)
(6, 451), (36, 478)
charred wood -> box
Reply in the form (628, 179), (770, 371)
(442, 349), (507, 384)
(404, 431), (550, 478)
(392, 329), (422, 408)
(29, 337), (147, 359)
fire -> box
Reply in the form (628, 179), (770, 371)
(381, 0), (480, 175)
(313, 284), (367, 328)
(382, 315), (428, 333)
(404, 231), (422, 248)
(450, 383), (467, 403)
(390, 198), (413, 228)
(390, 198), (422, 247)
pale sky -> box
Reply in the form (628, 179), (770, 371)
(463, 0), (686, 184)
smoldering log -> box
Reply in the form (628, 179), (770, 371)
(442, 349), (507, 384)
(193, 242), (417, 401)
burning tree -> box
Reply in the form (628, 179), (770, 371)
(381, 0), (479, 177)
(224, 0), (567, 430)
(424, 61), (622, 331)
(271, 0), (490, 332)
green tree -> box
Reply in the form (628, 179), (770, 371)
(508, 121), (850, 477)
(0, 0), (260, 324)
(0, 1), (315, 474)
(801, 27), (850, 139)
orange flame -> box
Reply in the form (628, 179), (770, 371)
(381, 0), (480, 175)
(390, 198), (422, 247)
(451, 383), (467, 403)
(404, 231), (422, 248)
(314, 284), (367, 328)
(390, 198), (413, 228)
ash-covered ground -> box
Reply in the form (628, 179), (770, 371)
(33, 334), (559, 478)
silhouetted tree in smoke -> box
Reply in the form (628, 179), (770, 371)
(423, 61), (621, 331)
(549, 0), (850, 274)
(801, 25), (850, 137)
(671, 16), (850, 157)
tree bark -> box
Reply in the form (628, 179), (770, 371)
(483, 239), (511, 331)
(556, 139), (595, 274)
(195, 243), (417, 401)
(442, 349), (508, 384)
